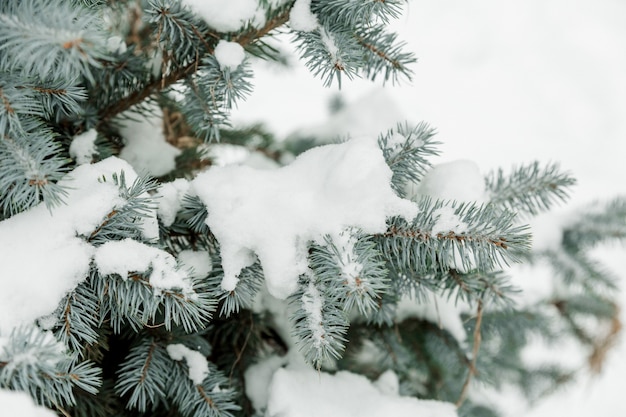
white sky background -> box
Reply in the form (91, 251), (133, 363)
(232, 0), (626, 416)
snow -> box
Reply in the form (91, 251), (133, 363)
(178, 250), (212, 278)
(289, 0), (318, 32)
(431, 206), (468, 235)
(301, 280), (325, 350)
(214, 40), (246, 71)
(205, 143), (280, 169)
(244, 354), (287, 412)
(69, 129), (98, 165)
(166, 343), (209, 385)
(332, 231), (363, 290)
(0, 390), (56, 417)
(415, 160), (486, 203)
(206, 143), (251, 166)
(118, 105), (181, 177)
(191, 136), (418, 299)
(373, 369), (401, 396)
(320, 27), (340, 63)
(266, 368), (458, 417)
(0, 158), (145, 334)
(155, 178), (191, 227)
(94, 238), (194, 296)
(182, 0), (260, 32)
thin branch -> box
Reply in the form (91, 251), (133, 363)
(355, 35), (401, 69)
(384, 226), (510, 249)
(0, 88), (15, 115)
(139, 341), (157, 383)
(197, 385), (216, 408)
(456, 300), (483, 408)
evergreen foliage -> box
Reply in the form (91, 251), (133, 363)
(0, 1), (623, 417)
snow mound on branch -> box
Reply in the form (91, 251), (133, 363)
(167, 344), (209, 385)
(0, 158), (134, 334)
(192, 137), (418, 299)
(0, 158), (181, 334)
(214, 40), (245, 70)
(0, 390), (56, 417)
(94, 239), (194, 296)
(266, 368), (458, 417)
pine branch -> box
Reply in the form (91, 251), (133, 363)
(379, 198), (531, 273)
(313, 0), (404, 25)
(378, 122), (440, 198)
(115, 338), (169, 412)
(563, 197), (626, 249)
(486, 161), (575, 216)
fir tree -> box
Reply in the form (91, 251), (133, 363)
(0, 1), (623, 417)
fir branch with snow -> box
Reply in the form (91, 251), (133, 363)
(0, 1), (623, 417)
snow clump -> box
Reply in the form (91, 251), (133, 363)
(69, 129), (98, 165)
(191, 136), (418, 299)
(289, 0), (318, 32)
(166, 344), (209, 385)
(214, 40), (246, 70)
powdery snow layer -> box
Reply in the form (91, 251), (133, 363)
(0, 390), (57, 417)
(214, 40), (246, 70)
(191, 137), (418, 299)
(166, 343), (209, 385)
(266, 368), (458, 417)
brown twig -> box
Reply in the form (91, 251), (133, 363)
(383, 225), (509, 249)
(0, 88), (14, 115)
(355, 35), (402, 69)
(197, 385), (216, 408)
(456, 300), (483, 408)
(139, 341), (157, 383)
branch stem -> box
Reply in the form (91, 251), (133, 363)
(456, 300), (483, 408)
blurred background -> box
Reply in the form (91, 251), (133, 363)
(232, 1), (626, 415)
